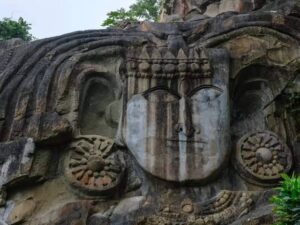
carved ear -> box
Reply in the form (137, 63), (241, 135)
(233, 131), (293, 186)
(64, 135), (126, 196)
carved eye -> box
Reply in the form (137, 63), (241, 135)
(191, 88), (222, 103)
(145, 89), (179, 103)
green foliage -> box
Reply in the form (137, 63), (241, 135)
(270, 174), (300, 225)
(102, 0), (162, 27)
(0, 17), (33, 41)
(102, 8), (138, 27)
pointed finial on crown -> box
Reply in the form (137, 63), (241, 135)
(188, 48), (200, 61)
(164, 50), (176, 61)
(177, 48), (188, 61)
(151, 48), (162, 59)
(125, 46), (212, 79)
(139, 46), (150, 60)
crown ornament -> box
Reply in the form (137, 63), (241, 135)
(126, 47), (212, 79)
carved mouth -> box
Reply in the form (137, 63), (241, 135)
(165, 139), (207, 149)
(166, 139), (207, 144)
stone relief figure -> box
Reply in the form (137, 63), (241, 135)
(0, 0), (299, 224)
(121, 47), (230, 183)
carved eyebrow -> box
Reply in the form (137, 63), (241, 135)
(187, 85), (223, 97)
(143, 86), (180, 98)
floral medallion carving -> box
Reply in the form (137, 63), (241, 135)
(65, 135), (125, 195)
(234, 131), (293, 185)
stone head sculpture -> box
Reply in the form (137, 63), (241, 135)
(0, 1), (300, 224)
(120, 46), (230, 183)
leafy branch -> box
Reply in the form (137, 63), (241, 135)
(270, 174), (300, 225)
(102, 0), (163, 27)
(0, 17), (33, 41)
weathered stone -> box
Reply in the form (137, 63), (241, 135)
(113, 196), (146, 216)
(87, 213), (110, 225)
(64, 135), (126, 196)
(160, 0), (268, 21)
(35, 201), (91, 225)
(0, 139), (35, 187)
(122, 47), (229, 183)
(7, 198), (36, 225)
(234, 131), (293, 186)
(0, 1), (299, 225)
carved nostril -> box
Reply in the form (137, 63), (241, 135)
(175, 124), (182, 133)
(186, 127), (195, 137)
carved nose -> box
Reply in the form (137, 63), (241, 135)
(175, 123), (194, 137)
(176, 97), (194, 137)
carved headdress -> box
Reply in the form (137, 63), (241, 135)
(126, 47), (212, 79)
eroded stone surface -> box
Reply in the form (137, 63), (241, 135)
(65, 135), (126, 196)
(235, 131), (293, 186)
(7, 198), (36, 225)
(122, 47), (229, 182)
(0, 1), (299, 224)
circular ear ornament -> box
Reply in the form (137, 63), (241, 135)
(65, 135), (125, 196)
(234, 131), (293, 186)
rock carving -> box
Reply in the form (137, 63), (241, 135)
(65, 135), (125, 195)
(235, 131), (293, 186)
(0, 0), (299, 224)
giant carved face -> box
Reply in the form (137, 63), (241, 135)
(121, 48), (230, 182)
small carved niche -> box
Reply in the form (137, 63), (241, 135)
(231, 65), (286, 138)
(79, 73), (121, 138)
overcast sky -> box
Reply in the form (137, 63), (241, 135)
(0, 0), (136, 39)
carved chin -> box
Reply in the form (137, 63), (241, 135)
(126, 136), (228, 183)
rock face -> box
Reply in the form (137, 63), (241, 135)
(160, 0), (269, 21)
(0, 1), (299, 224)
